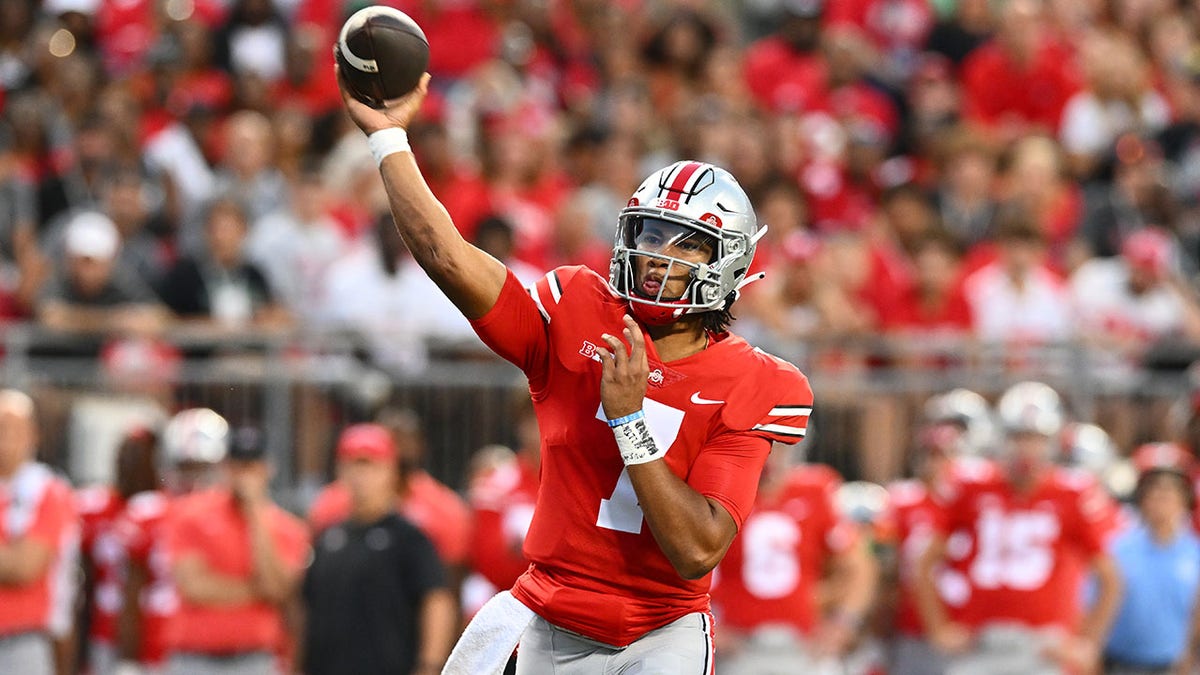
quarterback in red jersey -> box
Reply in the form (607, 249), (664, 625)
(338, 73), (813, 673)
(915, 382), (1122, 675)
(710, 443), (875, 675)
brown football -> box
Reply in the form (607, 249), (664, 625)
(334, 6), (429, 108)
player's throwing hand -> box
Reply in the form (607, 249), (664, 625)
(597, 315), (649, 420)
(336, 65), (430, 135)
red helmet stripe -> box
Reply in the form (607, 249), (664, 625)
(666, 161), (703, 196)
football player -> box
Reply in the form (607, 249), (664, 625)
(337, 74), (813, 672)
(710, 442), (876, 675)
(107, 410), (226, 673)
(881, 388), (996, 675)
(915, 382), (1122, 675)
(74, 427), (158, 675)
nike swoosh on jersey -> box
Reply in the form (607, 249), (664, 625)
(690, 392), (724, 405)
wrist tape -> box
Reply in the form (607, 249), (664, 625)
(368, 127), (411, 166)
(610, 411), (662, 465)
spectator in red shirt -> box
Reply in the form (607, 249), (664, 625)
(884, 229), (973, 345)
(960, 0), (1081, 144)
(409, 120), (492, 244)
(743, 0), (829, 114)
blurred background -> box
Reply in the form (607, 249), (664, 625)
(6, 0), (1200, 670)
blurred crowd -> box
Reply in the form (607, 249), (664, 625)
(2, 0), (1200, 378)
(5, 379), (1200, 674)
(4, 0), (1200, 479)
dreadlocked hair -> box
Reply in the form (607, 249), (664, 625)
(700, 295), (736, 334)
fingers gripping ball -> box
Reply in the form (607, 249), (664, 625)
(334, 6), (430, 108)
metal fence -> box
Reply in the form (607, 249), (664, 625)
(5, 323), (1193, 511)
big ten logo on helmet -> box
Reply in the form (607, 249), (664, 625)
(653, 198), (680, 211)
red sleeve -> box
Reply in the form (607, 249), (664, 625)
(430, 487), (472, 566)
(469, 506), (529, 590)
(1071, 482), (1114, 556)
(721, 356), (814, 446)
(306, 484), (349, 533)
(272, 514), (311, 571)
(819, 473), (859, 554)
(469, 269), (551, 389)
(689, 431), (772, 530)
(26, 481), (74, 549)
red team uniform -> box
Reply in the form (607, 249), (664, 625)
(468, 454), (540, 594)
(931, 462), (1114, 632)
(113, 490), (175, 665)
(884, 478), (949, 637)
(76, 485), (127, 654)
(469, 265), (813, 646)
(711, 464), (857, 636)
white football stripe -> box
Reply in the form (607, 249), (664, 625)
(768, 406), (812, 417)
(337, 9), (381, 73)
(547, 271), (562, 304)
(526, 286), (550, 323)
(753, 423), (807, 437)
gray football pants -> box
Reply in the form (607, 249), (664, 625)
(515, 612), (713, 675)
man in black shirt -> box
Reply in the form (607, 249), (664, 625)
(303, 424), (455, 675)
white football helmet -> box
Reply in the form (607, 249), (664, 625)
(1059, 422), (1116, 477)
(923, 388), (997, 456)
(996, 381), (1065, 437)
(609, 161), (764, 325)
(162, 408), (229, 466)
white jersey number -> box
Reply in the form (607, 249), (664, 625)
(741, 511), (802, 598)
(970, 509), (1060, 590)
(595, 399), (685, 534)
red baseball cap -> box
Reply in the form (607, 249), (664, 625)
(336, 424), (396, 463)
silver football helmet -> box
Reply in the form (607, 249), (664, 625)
(996, 381), (1065, 437)
(609, 161), (764, 325)
(162, 408), (229, 466)
(1059, 422), (1117, 477)
(923, 388), (997, 456)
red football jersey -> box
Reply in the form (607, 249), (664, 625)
(468, 454), (539, 592)
(114, 490), (175, 664)
(0, 463), (78, 637)
(470, 266), (814, 646)
(931, 464), (1113, 632)
(76, 486), (126, 645)
(884, 477), (974, 637)
(710, 464), (856, 635)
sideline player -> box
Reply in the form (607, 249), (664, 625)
(880, 388), (995, 675)
(710, 442), (876, 675)
(915, 382), (1122, 675)
(337, 72), (813, 672)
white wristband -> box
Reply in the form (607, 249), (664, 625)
(612, 416), (663, 465)
(368, 127), (411, 166)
